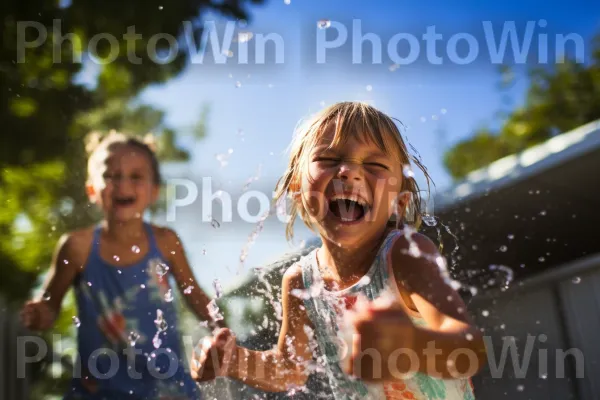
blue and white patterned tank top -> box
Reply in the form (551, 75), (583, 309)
(300, 230), (476, 400)
(67, 223), (202, 400)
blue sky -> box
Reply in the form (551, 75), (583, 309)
(134, 0), (599, 295)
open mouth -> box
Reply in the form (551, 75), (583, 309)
(328, 196), (370, 223)
(113, 197), (136, 207)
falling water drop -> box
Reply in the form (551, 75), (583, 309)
(482, 310), (490, 317)
(402, 165), (415, 178)
(42, 292), (51, 301)
(213, 279), (223, 299)
(164, 289), (174, 302)
(154, 310), (168, 332)
(211, 219), (220, 229)
(572, 276), (581, 284)
(72, 316), (81, 327)
(128, 331), (140, 346)
(235, 81), (242, 88)
(317, 19), (331, 29)
(499, 245), (508, 252)
(184, 286), (193, 295)
(132, 245), (140, 254)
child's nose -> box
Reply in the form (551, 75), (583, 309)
(338, 162), (363, 181)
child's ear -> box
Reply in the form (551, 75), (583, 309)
(394, 191), (412, 221)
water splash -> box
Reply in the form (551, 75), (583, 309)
(154, 309), (168, 332)
(184, 286), (193, 295)
(213, 279), (223, 299)
(164, 289), (173, 302)
(207, 299), (224, 322)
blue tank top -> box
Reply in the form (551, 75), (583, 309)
(300, 230), (476, 400)
(66, 223), (202, 400)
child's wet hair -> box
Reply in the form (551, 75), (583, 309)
(85, 130), (162, 185)
(274, 101), (433, 241)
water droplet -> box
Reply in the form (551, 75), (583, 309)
(420, 116), (427, 122)
(164, 289), (174, 302)
(440, 108), (447, 114)
(389, 63), (400, 72)
(507, 234), (514, 240)
(151, 259), (169, 277)
(516, 384), (524, 392)
(317, 19), (331, 29)
(540, 210), (547, 216)
(540, 373), (548, 379)
(284, 0), (290, 4)
(466, 333), (473, 341)
(402, 164), (415, 178)
(421, 214), (437, 227)
(128, 331), (140, 346)
(213, 279), (223, 299)
(117, 270), (122, 274)
(184, 286), (193, 295)
(132, 245), (140, 254)
(158, 5), (163, 10)
(87, 282), (92, 287)
(500, 324), (506, 330)
(572, 276), (581, 284)
(235, 81), (242, 88)
(499, 245), (508, 252)
(202, 249), (207, 255)
(153, 334), (162, 349)
(72, 316), (80, 327)
(154, 310), (168, 332)
(211, 219), (220, 229)
(140, 284), (146, 289)
(113, 255), (120, 262)
(42, 292), (51, 301)
(237, 31), (253, 43)
(539, 257), (546, 262)
(482, 310), (490, 317)
(207, 299), (224, 321)
(366, 85), (373, 91)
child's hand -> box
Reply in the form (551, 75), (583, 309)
(345, 295), (418, 381)
(190, 328), (237, 382)
(20, 300), (57, 331)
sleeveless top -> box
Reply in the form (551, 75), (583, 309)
(300, 230), (476, 400)
(66, 223), (202, 400)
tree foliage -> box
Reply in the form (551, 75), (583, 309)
(444, 33), (600, 180)
(1, 0), (263, 396)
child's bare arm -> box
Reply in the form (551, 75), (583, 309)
(192, 264), (314, 392)
(21, 231), (86, 331)
(158, 227), (221, 326)
(389, 232), (487, 378)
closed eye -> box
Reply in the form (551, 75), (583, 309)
(365, 162), (389, 169)
(315, 157), (340, 163)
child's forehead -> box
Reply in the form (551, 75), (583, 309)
(96, 144), (151, 169)
(313, 123), (398, 157)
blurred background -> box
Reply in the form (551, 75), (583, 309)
(1, 0), (599, 399)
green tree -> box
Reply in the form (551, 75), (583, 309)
(444, 33), (600, 180)
(1, 0), (263, 396)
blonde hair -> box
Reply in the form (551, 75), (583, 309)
(85, 130), (161, 184)
(274, 101), (433, 241)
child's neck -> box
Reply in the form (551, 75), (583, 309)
(101, 218), (146, 243)
(317, 232), (386, 290)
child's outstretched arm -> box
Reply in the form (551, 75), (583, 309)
(191, 263), (314, 392)
(21, 232), (85, 331)
(349, 232), (487, 382)
(159, 227), (226, 328)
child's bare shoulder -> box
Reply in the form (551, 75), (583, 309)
(391, 229), (438, 255)
(282, 262), (305, 289)
(58, 226), (95, 267)
(149, 224), (179, 243)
